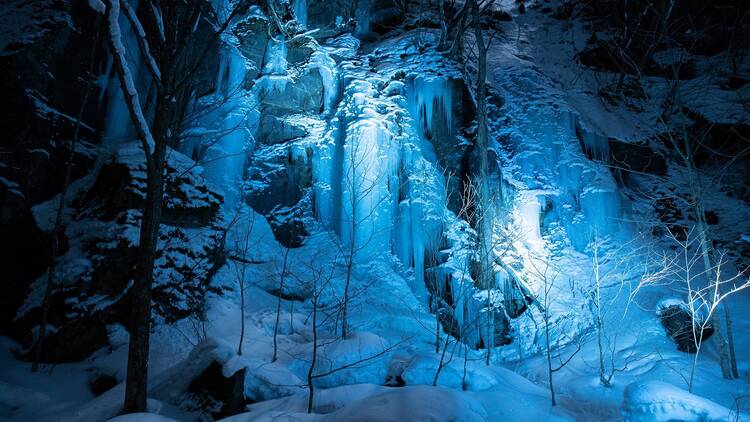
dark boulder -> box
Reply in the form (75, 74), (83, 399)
(188, 361), (249, 419)
(89, 372), (119, 397)
(246, 143), (313, 247)
(658, 302), (714, 353)
(608, 139), (667, 188)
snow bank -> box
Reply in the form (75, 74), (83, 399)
(219, 384), (486, 422)
(323, 385), (487, 422)
(622, 381), (740, 422)
(107, 414), (178, 422)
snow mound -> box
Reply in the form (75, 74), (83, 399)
(322, 385), (487, 422)
(107, 414), (178, 422)
(221, 384), (486, 422)
(622, 381), (740, 422)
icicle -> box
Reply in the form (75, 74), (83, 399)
(517, 191), (543, 245)
(407, 76), (453, 140)
(310, 50), (339, 115)
(185, 45), (252, 209)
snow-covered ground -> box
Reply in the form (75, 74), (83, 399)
(2, 0), (749, 421)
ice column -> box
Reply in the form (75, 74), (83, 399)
(200, 45), (252, 208)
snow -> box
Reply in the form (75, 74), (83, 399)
(103, 0), (155, 151)
(220, 382), (571, 422)
(26, 89), (96, 132)
(87, 0), (105, 14)
(107, 414), (178, 422)
(4, 1), (750, 422)
(0, 0), (71, 55)
(320, 385), (487, 422)
(622, 381), (743, 422)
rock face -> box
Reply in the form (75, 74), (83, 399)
(14, 144), (226, 363)
(0, 0), (104, 335)
(306, 0), (404, 38)
(0, 0), (234, 360)
(657, 302), (714, 353)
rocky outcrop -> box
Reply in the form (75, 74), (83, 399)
(188, 361), (248, 418)
(13, 143), (226, 363)
(657, 301), (714, 353)
(0, 0), (105, 334)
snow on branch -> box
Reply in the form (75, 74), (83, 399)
(104, 0), (155, 155)
(150, 1), (165, 42)
(120, 0), (162, 87)
(88, 0), (106, 13)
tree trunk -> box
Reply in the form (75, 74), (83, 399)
(273, 248), (289, 362)
(696, 219), (732, 379)
(448, 1), (471, 59)
(307, 295), (318, 414)
(238, 279), (245, 355)
(123, 92), (170, 412)
(724, 303), (739, 378)
(341, 257), (353, 339)
(470, 0), (495, 366)
(545, 310), (556, 406)
(471, 0), (493, 290)
(123, 140), (165, 413)
(437, 0), (448, 50)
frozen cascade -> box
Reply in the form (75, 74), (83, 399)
(517, 190), (544, 246)
(496, 78), (630, 253)
(309, 45), (451, 303)
(196, 44), (254, 208)
(256, 38), (290, 95)
(575, 117), (610, 161)
(309, 49), (340, 115)
(339, 118), (398, 255)
(263, 39), (288, 75)
(293, 0), (307, 27)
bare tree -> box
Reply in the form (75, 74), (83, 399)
(297, 255), (401, 414)
(527, 254), (585, 406)
(95, 0), (248, 412)
(665, 228), (750, 391)
(334, 126), (390, 339)
(226, 205), (258, 355)
(272, 247), (291, 362)
(651, 113), (750, 381)
(584, 233), (668, 387)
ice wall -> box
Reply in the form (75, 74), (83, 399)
(497, 93), (629, 253)
(308, 46), (454, 307)
(196, 44), (254, 208)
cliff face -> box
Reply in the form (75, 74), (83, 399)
(0, 0), (102, 331)
(0, 0), (226, 352)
